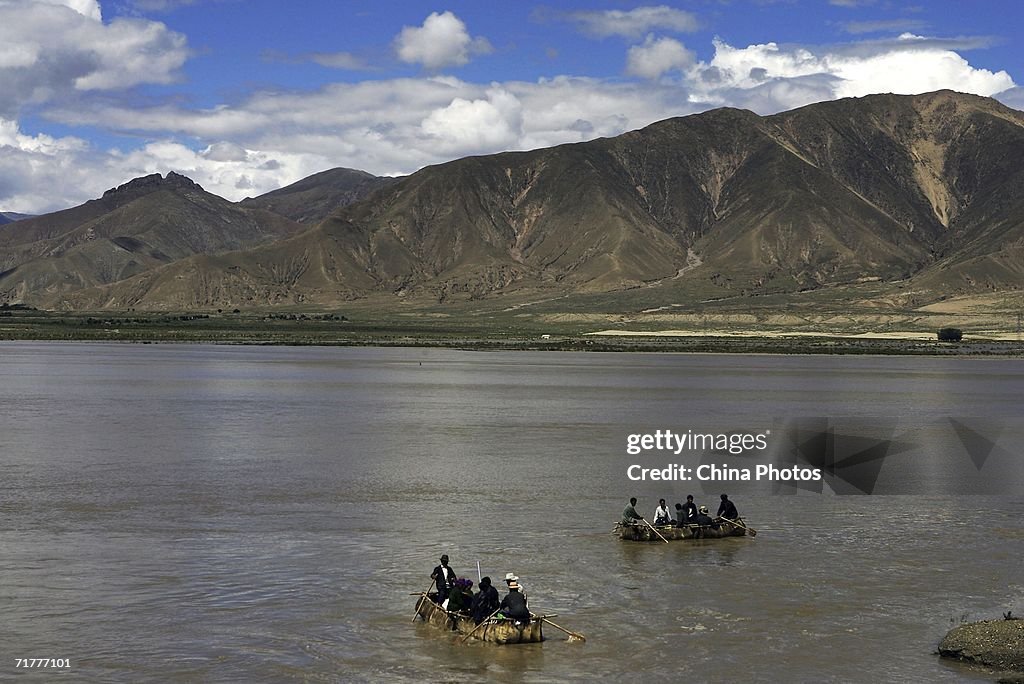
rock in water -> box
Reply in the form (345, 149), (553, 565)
(939, 619), (1024, 672)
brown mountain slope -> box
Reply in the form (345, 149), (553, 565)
(16, 91), (1024, 311)
(240, 167), (399, 224)
(0, 173), (303, 304)
(895, 93), (1024, 297)
(0, 173), (190, 272)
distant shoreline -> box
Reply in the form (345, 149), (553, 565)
(1, 311), (1022, 356)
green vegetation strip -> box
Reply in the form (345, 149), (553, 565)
(1, 309), (1021, 355)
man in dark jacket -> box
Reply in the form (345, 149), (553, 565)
(717, 493), (739, 520)
(680, 495), (698, 526)
(431, 554), (457, 603)
(499, 581), (530, 622)
(471, 576), (500, 624)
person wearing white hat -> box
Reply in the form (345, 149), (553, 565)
(694, 506), (717, 538)
(504, 572), (527, 603)
(499, 580), (530, 622)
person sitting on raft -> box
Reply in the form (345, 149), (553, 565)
(498, 580), (530, 623)
(681, 494), (698, 526)
(471, 576), (500, 624)
(694, 505), (718, 537)
(447, 578), (474, 613)
(653, 498), (671, 526)
(621, 497), (644, 525)
(717, 493), (739, 520)
(504, 572), (527, 603)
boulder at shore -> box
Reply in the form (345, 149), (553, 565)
(939, 619), (1024, 672)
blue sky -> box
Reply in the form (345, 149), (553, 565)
(1, 0), (1022, 212)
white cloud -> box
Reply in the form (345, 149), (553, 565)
(566, 5), (698, 39)
(200, 141), (249, 162)
(626, 35), (696, 79)
(0, 1), (189, 116)
(113, 141), (326, 201)
(0, 117), (103, 212)
(31, 0), (101, 20)
(72, 18), (190, 90)
(394, 11), (492, 70)
(44, 76), (697, 184)
(693, 36), (1015, 112)
(0, 115), (335, 213)
(420, 87), (523, 155)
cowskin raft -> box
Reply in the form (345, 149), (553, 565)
(414, 593), (544, 644)
(617, 518), (749, 541)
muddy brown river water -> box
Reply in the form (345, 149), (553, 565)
(1, 343), (1022, 682)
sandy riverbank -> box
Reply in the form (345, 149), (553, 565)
(588, 329), (1023, 341)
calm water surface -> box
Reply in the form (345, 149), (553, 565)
(1, 343), (1022, 682)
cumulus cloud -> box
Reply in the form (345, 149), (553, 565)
(0, 1), (189, 116)
(32, 0), (101, 19)
(562, 5), (698, 39)
(200, 141), (249, 162)
(0, 117), (105, 211)
(421, 87), (523, 155)
(688, 35), (1015, 112)
(626, 35), (696, 79)
(0, 115), (334, 213)
(394, 11), (492, 70)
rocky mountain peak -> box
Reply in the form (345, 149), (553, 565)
(102, 172), (202, 200)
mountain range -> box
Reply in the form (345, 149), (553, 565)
(0, 212), (33, 225)
(1, 90), (1022, 317)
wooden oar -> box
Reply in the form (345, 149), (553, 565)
(642, 517), (669, 543)
(411, 579), (434, 622)
(719, 517), (757, 537)
(539, 616), (586, 642)
(460, 608), (502, 643)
